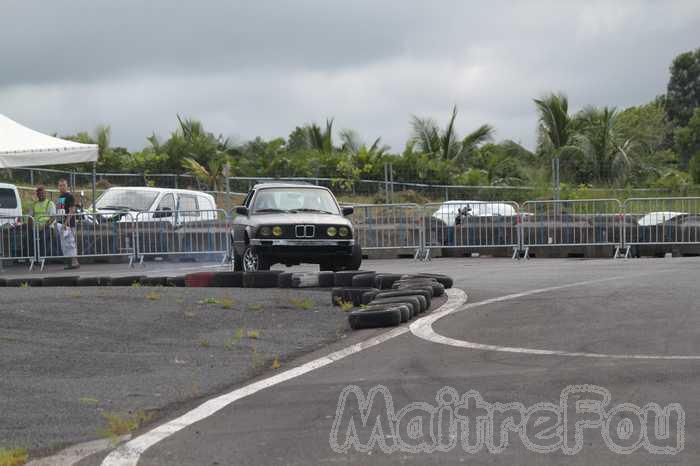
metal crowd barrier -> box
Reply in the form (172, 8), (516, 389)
(350, 204), (423, 256)
(423, 201), (521, 256)
(520, 199), (623, 251)
(0, 215), (37, 271)
(35, 213), (137, 270)
(134, 209), (230, 264)
(623, 197), (700, 249)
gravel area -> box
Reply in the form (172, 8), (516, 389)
(0, 286), (349, 454)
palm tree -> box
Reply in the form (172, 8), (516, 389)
(306, 119), (335, 154)
(576, 106), (632, 183)
(182, 157), (227, 191)
(410, 106), (494, 166)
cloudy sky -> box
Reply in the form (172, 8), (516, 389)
(1, 0), (699, 153)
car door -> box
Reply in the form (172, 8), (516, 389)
(232, 189), (255, 254)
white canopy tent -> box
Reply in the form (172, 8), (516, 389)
(0, 114), (98, 168)
(0, 113), (100, 207)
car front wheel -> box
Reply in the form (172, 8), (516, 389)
(242, 246), (270, 272)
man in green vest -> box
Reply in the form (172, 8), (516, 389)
(29, 185), (57, 258)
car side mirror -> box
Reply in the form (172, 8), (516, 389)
(153, 208), (172, 218)
(342, 206), (354, 216)
(235, 206), (249, 216)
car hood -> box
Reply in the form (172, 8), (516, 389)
(249, 212), (352, 226)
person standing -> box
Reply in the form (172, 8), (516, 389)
(28, 185), (57, 257)
(56, 179), (80, 269)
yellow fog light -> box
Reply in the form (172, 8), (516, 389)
(339, 226), (349, 237)
(272, 226), (283, 237)
(327, 226), (337, 237)
(260, 226), (272, 236)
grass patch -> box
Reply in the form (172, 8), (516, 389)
(145, 291), (161, 301)
(0, 448), (28, 466)
(98, 410), (153, 441)
(290, 297), (315, 310)
(335, 298), (354, 312)
(247, 303), (263, 311)
(246, 329), (261, 339)
(19, 282), (28, 289)
(220, 297), (235, 309)
(224, 327), (245, 350)
(67, 290), (82, 298)
(183, 309), (197, 319)
(271, 356), (281, 370)
(198, 297), (221, 305)
(198, 338), (210, 348)
(251, 346), (265, 369)
(131, 282), (141, 288)
(79, 397), (100, 406)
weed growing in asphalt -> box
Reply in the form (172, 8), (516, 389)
(224, 327), (245, 350)
(290, 297), (315, 310)
(183, 308), (197, 319)
(19, 282), (28, 289)
(198, 338), (210, 348)
(335, 298), (354, 312)
(131, 282), (141, 288)
(0, 447), (28, 466)
(251, 345), (265, 368)
(67, 290), (81, 299)
(98, 410), (153, 442)
(247, 303), (263, 311)
(175, 297), (184, 304)
(79, 397), (100, 406)
(198, 297), (221, 305)
(220, 297), (235, 309)
(271, 356), (281, 370)
(247, 329), (261, 339)
(145, 291), (161, 301)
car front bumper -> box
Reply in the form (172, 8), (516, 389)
(249, 238), (355, 259)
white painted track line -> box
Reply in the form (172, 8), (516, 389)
(100, 291), (469, 466)
(411, 277), (700, 360)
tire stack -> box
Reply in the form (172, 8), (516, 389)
(330, 273), (453, 330)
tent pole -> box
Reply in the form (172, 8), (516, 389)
(92, 162), (97, 210)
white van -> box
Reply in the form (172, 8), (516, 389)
(0, 183), (22, 226)
(92, 187), (218, 224)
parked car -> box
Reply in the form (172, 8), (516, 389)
(431, 200), (519, 227)
(636, 211), (687, 226)
(89, 187), (218, 224)
(0, 182), (22, 226)
(231, 182), (361, 271)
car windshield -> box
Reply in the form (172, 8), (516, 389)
(252, 188), (339, 214)
(95, 189), (159, 212)
(0, 188), (18, 209)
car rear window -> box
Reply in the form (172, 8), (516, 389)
(0, 188), (18, 209)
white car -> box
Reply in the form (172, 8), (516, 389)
(637, 212), (686, 227)
(431, 201), (519, 226)
(92, 187), (218, 224)
(0, 182), (22, 226)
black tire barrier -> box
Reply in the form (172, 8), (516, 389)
(109, 275), (148, 286)
(331, 287), (379, 307)
(0, 278), (6, 287)
(348, 306), (402, 329)
(407, 273), (454, 289)
(291, 273), (320, 288)
(278, 272), (293, 288)
(370, 296), (422, 317)
(393, 279), (445, 297)
(139, 276), (169, 287)
(77, 276), (105, 286)
(243, 271), (283, 288)
(6, 277), (42, 287)
(185, 272), (216, 288)
(42, 275), (79, 287)
(361, 303), (411, 323)
(360, 290), (380, 305)
(375, 289), (432, 309)
(351, 272), (377, 288)
(373, 273), (403, 290)
(210, 272), (244, 288)
(167, 276), (186, 287)
(318, 271), (335, 288)
(334, 270), (374, 287)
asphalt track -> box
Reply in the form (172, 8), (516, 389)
(15, 257), (700, 465)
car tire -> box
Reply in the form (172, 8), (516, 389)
(278, 272), (293, 288)
(348, 307), (402, 329)
(331, 287), (379, 307)
(373, 273), (403, 290)
(243, 271), (282, 288)
(77, 276), (102, 286)
(242, 246), (270, 272)
(318, 271), (335, 287)
(110, 275), (147, 286)
(210, 271), (244, 287)
(334, 270), (373, 287)
(351, 272), (376, 288)
(42, 275), (79, 287)
(346, 243), (362, 270)
(375, 289), (432, 309)
(139, 276), (169, 287)
(370, 296), (422, 317)
(409, 273), (454, 289)
(185, 272), (216, 287)
(7, 277), (42, 287)
(360, 289), (380, 305)
(361, 303), (411, 323)
(167, 276), (186, 287)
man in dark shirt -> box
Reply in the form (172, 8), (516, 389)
(56, 179), (79, 269)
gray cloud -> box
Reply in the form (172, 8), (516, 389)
(1, 0), (699, 153)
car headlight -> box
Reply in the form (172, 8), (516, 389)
(260, 226), (272, 236)
(339, 226), (349, 237)
(326, 226), (337, 237)
(272, 226), (283, 237)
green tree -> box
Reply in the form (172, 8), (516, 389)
(674, 107), (700, 168)
(666, 47), (700, 126)
(576, 106), (632, 183)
